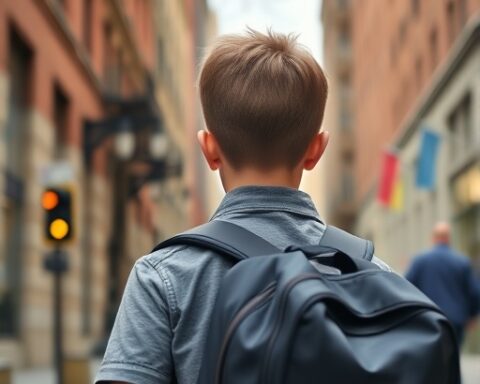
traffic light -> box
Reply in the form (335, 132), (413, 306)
(42, 187), (73, 242)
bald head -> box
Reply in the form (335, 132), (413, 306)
(433, 222), (450, 245)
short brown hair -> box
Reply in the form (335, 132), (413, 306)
(198, 29), (328, 169)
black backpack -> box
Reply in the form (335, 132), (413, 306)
(154, 220), (460, 384)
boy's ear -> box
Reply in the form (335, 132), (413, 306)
(303, 131), (329, 171)
(197, 130), (222, 170)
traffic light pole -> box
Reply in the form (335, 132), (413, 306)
(53, 248), (63, 384)
(44, 247), (69, 384)
(42, 186), (73, 384)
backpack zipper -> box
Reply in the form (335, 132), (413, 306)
(215, 282), (276, 384)
(261, 274), (319, 383)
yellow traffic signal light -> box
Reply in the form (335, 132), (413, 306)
(42, 188), (73, 242)
(49, 219), (70, 240)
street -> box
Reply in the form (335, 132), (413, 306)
(1, 0), (480, 380)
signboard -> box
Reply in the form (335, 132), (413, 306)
(40, 162), (75, 186)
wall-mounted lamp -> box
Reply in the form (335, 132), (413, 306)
(149, 131), (169, 160)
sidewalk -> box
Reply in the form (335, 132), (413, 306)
(13, 369), (53, 384)
(13, 359), (101, 384)
(11, 355), (480, 383)
(462, 354), (480, 384)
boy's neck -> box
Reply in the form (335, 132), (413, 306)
(222, 166), (302, 192)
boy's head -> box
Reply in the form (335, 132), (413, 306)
(198, 28), (328, 175)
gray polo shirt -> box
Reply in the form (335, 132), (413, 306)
(95, 186), (388, 384)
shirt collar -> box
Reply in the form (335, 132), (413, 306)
(211, 185), (322, 221)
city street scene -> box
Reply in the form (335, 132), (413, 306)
(0, 0), (479, 383)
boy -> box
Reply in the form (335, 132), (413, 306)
(95, 29), (388, 384)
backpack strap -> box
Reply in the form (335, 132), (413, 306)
(319, 225), (374, 261)
(152, 220), (374, 263)
(151, 220), (280, 262)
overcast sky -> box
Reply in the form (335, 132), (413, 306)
(207, 0), (324, 65)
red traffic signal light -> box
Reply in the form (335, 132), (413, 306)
(42, 190), (59, 210)
(42, 188), (73, 242)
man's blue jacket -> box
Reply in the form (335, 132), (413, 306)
(406, 244), (480, 326)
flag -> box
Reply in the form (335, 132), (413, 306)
(416, 128), (441, 190)
(390, 174), (404, 212)
(377, 151), (399, 206)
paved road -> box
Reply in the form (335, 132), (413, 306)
(12, 355), (480, 383)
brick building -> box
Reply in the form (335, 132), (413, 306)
(0, 0), (205, 370)
(323, 0), (480, 351)
(352, 0), (480, 204)
(323, 0), (480, 229)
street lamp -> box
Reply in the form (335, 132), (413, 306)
(83, 97), (183, 351)
(84, 114), (160, 168)
(114, 118), (135, 160)
(84, 114), (180, 170)
(149, 131), (169, 160)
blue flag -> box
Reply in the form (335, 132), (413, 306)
(416, 128), (441, 189)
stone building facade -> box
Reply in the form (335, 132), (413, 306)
(355, 16), (480, 352)
(356, 16), (480, 271)
(322, 0), (480, 351)
(323, 0), (480, 255)
(0, 0), (204, 369)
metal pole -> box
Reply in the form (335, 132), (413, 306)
(53, 248), (64, 384)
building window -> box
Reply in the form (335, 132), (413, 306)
(411, 0), (420, 17)
(1, 27), (32, 336)
(83, 0), (93, 53)
(339, 75), (352, 133)
(338, 25), (351, 57)
(415, 56), (423, 90)
(452, 164), (480, 215)
(458, 0), (467, 25)
(446, 1), (457, 43)
(451, 163), (480, 267)
(339, 76), (350, 104)
(339, 108), (352, 132)
(53, 84), (70, 159)
(448, 93), (472, 162)
(399, 76), (410, 116)
(103, 23), (122, 94)
(339, 27), (349, 48)
(341, 169), (354, 202)
(429, 27), (439, 71)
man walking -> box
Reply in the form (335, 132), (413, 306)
(406, 222), (480, 345)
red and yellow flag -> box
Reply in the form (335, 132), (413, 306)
(377, 151), (399, 207)
(390, 175), (404, 212)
